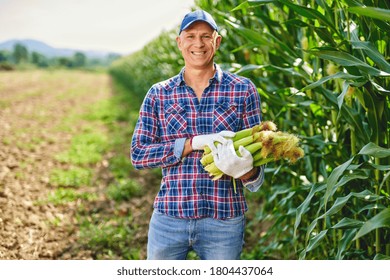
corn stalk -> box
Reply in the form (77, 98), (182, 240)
(196, 0), (390, 259)
(110, 0), (390, 260)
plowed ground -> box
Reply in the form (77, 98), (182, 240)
(0, 70), (156, 259)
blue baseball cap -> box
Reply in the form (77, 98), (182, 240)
(179, 10), (218, 34)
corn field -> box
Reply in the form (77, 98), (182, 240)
(110, 0), (390, 260)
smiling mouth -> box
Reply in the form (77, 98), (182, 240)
(191, 51), (206, 56)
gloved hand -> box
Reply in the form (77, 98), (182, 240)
(213, 140), (254, 179)
(191, 131), (235, 154)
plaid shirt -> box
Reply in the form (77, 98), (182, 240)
(131, 64), (264, 219)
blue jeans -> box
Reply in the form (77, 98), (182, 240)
(147, 210), (245, 260)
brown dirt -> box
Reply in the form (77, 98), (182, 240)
(0, 70), (156, 259)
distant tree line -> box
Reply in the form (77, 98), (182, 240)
(0, 43), (121, 70)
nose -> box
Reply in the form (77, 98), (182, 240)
(194, 36), (205, 48)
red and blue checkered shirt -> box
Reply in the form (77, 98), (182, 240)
(131, 64), (264, 219)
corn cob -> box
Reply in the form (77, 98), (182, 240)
(202, 122), (272, 154)
(200, 121), (304, 193)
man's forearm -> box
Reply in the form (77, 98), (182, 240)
(239, 167), (259, 181)
(181, 138), (193, 158)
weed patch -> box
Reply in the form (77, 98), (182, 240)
(49, 167), (92, 187)
(78, 215), (141, 259)
(106, 178), (143, 201)
(55, 132), (108, 165)
(47, 188), (98, 205)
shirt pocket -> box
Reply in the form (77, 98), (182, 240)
(164, 102), (188, 135)
(213, 102), (238, 132)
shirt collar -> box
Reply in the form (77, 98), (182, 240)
(176, 68), (186, 86)
(210, 64), (223, 84)
(175, 63), (223, 87)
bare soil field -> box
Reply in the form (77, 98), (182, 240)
(0, 70), (155, 259)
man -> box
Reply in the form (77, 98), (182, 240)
(131, 10), (264, 260)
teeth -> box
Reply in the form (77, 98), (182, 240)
(191, 51), (206, 55)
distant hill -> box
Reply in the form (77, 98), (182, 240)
(0, 39), (119, 59)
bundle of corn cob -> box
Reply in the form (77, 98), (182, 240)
(200, 121), (304, 189)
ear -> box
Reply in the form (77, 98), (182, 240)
(176, 36), (182, 51)
(215, 34), (222, 50)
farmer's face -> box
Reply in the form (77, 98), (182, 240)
(176, 21), (221, 70)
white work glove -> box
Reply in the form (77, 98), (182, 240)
(191, 131), (235, 154)
(213, 140), (254, 179)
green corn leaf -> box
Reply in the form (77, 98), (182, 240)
(305, 190), (379, 243)
(351, 41), (390, 73)
(335, 174), (368, 189)
(315, 0), (333, 22)
(284, 18), (310, 28)
(225, 20), (269, 46)
(306, 229), (328, 252)
(348, 6), (390, 21)
(328, 173), (368, 199)
(231, 0), (275, 11)
(337, 82), (350, 111)
(235, 64), (264, 75)
(343, 0), (364, 6)
(324, 157), (354, 207)
(308, 50), (390, 77)
(323, 194), (353, 217)
(372, 81), (390, 95)
(318, 87), (337, 107)
(380, 171), (390, 193)
(361, 89), (381, 144)
(354, 208), (390, 240)
(299, 229), (328, 259)
(301, 72), (362, 92)
(335, 229), (358, 260)
(332, 217), (364, 229)
(364, 163), (390, 171)
(339, 102), (370, 143)
(313, 26), (336, 45)
(352, 189), (382, 202)
(358, 204), (385, 214)
(263, 32), (298, 58)
(374, 254), (390, 260)
(277, 0), (338, 35)
(294, 183), (327, 239)
(236, 64), (307, 80)
(358, 142), (390, 158)
(248, 0), (276, 3)
(231, 1), (251, 12)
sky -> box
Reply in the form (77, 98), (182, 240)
(0, 0), (195, 55)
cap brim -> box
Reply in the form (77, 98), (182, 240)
(180, 20), (218, 34)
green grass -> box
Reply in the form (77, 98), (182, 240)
(77, 215), (141, 260)
(106, 178), (143, 202)
(108, 154), (133, 179)
(55, 132), (108, 165)
(47, 188), (98, 205)
(49, 167), (92, 187)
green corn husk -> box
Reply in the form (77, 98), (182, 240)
(200, 141), (262, 166)
(233, 133), (260, 150)
(199, 121), (304, 193)
(203, 121), (274, 154)
(232, 125), (258, 141)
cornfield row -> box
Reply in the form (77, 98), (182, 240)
(110, 0), (390, 259)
